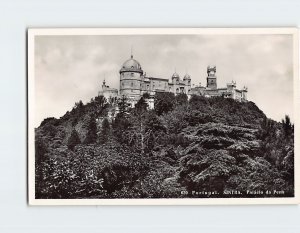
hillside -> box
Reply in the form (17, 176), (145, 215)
(35, 93), (294, 199)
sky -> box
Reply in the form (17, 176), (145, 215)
(34, 34), (294, 127)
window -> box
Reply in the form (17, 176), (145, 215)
(131, 82), (133, 87)
(131, 73), (134, 77)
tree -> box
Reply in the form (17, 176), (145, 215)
(94, 95), (107, 108)
(75, 100), (84, 110)
(144, 111), (166, 151)
(67, 129), (81, 150)
(175, 93), (188, 106)
(142, 92), (150, 99)
(135, 97), (148, 112)
(83, 116), (98, 144)
(179, 150), (237, 194)
(189, 94), (209, 109)
(99, 118), (111, 144)
(112, 115), (131, 143)
(35, 137), (47, 163)
(40, 117), (58, 127)
(145, 111), (165, 133)
(154, 92), (175, 115)
(92, 95), (108, 117)
(282, 115), (293, 138)
(161, 105), (189, 134)
(118, 95), (130, 117)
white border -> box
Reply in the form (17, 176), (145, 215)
(28, 28), (300, 205)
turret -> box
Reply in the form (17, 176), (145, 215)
(102, 79), (107, 91)
(242, 86), (248, 101)
(227, 80), (236, 91)
(183, 73), (191, 94)
(183, 73), (191, 85)
(172, 72), (180, 85)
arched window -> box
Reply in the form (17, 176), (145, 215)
(131, 82), (133, 87)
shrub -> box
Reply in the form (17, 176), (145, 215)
(67, 129), (81, 150)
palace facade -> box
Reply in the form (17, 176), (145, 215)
(99, 55), (248, 108)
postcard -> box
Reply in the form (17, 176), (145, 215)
(28, 28), (299, 205)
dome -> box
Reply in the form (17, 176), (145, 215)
(120, 55), (143, 73)
(172, 72), (180, 79)
(207, 65), (216, 72)
(183, 73), (191, 80)
(207, 65), (216, 69)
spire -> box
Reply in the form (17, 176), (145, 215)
(131, 45), (133, 59)
(103, 74), (106, 86)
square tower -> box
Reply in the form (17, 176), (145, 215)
(206, 65), (217, 89)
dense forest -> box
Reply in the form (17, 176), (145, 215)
(35, 93), (294, 199)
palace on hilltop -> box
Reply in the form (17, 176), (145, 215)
(98, 54), (248, 108)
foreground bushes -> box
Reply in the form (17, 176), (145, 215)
(35, 141), (148, 199)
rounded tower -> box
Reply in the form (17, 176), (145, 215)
(119, 55), (143, 100)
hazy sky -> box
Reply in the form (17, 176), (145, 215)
(34, 34), (294, 127)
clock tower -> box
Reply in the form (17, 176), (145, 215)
(206, 65), (217, 89)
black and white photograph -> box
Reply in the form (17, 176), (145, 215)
(28, 28), (299, 205)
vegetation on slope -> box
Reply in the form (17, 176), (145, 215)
(35, 93), (294, 199)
